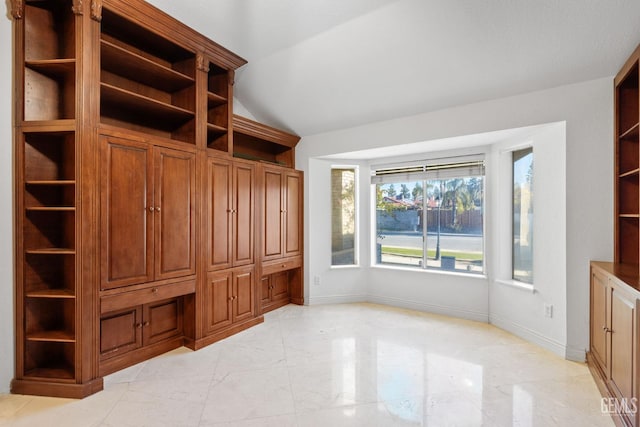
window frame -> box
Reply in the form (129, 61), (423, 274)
(512, 147), (534, 284)
(331, 165), (359, 267)
(371, 156), (485, 276)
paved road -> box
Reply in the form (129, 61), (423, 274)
(378, 232), (482, 252)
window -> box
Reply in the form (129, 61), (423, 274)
(331, 167), (357, 265)
(512, 147), (533, 283)
(373, 158), (484, 274)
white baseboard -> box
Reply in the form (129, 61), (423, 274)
(307, 294), (368, 305)
(565, 345), (587, 362)
(489, 313), (569, 359)
(367, 295), (489, 323)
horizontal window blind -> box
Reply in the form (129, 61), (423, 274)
(371, 155), (485, 184)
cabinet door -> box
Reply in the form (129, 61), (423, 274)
(271, 271), (290, 301)
(233, 267), (255, 323)
(100, 136), (153, 290)
(591, 270), (609, 371)
(154, 147), (196, 281)
(260, 276), (271, 306)
(143, 298), (183, 345)
(233, 161), (255, 266)
(100, 307), (143, 360)
(609, 285), (635, 402)
(208, 158), (233, 270)
(205, 271), (233, 334)
(263, 168), (284, 260)
(284, 171), (302, 257)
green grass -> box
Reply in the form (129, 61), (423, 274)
(381, 245), (483, 261)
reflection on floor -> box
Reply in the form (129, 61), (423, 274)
(0, 303), (615, 426)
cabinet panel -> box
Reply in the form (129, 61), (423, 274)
(100, 307), (142, 360)
(610, 286), (635, 401)
(234, 162), (255, 266)
(101, 136), (153, 289)
(260, 276), (271, 305)
(263, 169), (283, 259)
(271, 271), (289, 301)
(207, 158), (232, 270)
(154, 148), (196, 280)
(143, 298), (183, 345)
(591, 270), (609, 371)
(284, 172), (302, 257)
(205, 271), (233, 333)
(233, 268), (255, 323)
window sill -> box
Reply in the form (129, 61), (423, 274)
(371, 264), (487, 280)
(330, 265), (361, 270)
(494, 279), (536, 293)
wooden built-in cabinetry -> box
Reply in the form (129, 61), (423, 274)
(10, 0), (303, 398)
(589, 263), (639, 427)
(589, 44), (640, 427)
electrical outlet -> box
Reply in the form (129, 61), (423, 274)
(544, 303), (553, 318)
(314, 276), (321, 286)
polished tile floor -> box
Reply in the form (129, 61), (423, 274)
(0, 303), (615, 426)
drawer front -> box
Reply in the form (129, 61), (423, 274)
(101, 280), (195, 314)
(262, 256), (302, 276)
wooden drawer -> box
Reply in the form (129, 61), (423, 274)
(101, 280), (195, 314)
(262, 256), (302, 276)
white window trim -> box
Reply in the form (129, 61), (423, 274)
(331, 165), (359, 267)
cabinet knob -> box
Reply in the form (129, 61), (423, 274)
(143, 321), (150, 327)
(152, 288), (159, 294)
(603, 326), (611, 333)
(148, 207), (154, 212)
(156, 207), (161, 212)
(282, 264), (286, 268)
(136, 323), (143, 329)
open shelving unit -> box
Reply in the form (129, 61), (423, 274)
(615, 61), (640, 266)
(232, 115), (300, 168)
(206, 63), (231, 152)
(99, 9), (196, 144)
(20, 128), (77, 382)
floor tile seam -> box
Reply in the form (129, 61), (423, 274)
(195, 348), (226, 427)
(92, 381), (132, 427)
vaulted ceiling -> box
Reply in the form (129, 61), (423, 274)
(147, 0), (640, 137)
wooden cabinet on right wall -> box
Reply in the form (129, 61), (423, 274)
(589, 262), (638, 427)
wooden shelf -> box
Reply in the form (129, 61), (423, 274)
(620, 214), (640, 218)
(101, 39), (194, 92)
(101, 83), (195, 129)
(26, 180), (75, 186)
(620, 168), (640, 178)
(25, 59), (75, 77)
(26, 331), (76, 343)
(208, 91), (227, 107)
(24, 366), (75, 381)
(207, 123), (227, 134)
(26, 248), (75, 255)
(620, 122), (640, 139)
(26, 207), (75, 212)
(27, 289), (75, 299)
(21, 119), (76, 128)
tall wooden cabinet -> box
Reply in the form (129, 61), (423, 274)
(589, 44), (640, 427)
(10, 0), (303, 398)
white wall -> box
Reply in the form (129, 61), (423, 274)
(297, 77), (613, 360)
(488, 123), (568, 356)
(305, 158), (369, 305)
(0, 13), (14, 393)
